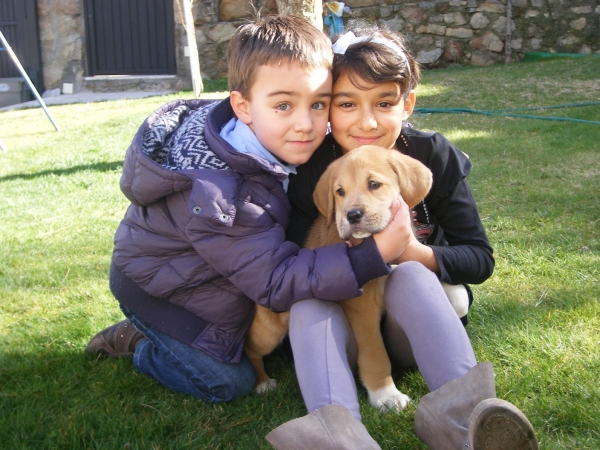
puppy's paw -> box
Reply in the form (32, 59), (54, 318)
(368, 383), (410, 412)
(255, 378), (278, 394)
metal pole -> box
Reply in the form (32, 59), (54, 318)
(0, 30), (59, 131)
(505, 0), (512, 64)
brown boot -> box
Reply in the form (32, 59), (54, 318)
(414, 362), (538, 450)
(266, 404), (381, 450)
(469, 398), (538, 450)
(85, 320), (145, 358)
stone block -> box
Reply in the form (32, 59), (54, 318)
(470, 49), (495, 65)
(571, 6), (592, 14)
(402, 6), (425, 25)
(524, 10), (540, 18)
(470, 12), (489, 29)
(444, 12), (466, 25)
(220, 0), (255, 21)
(446, 27), (473, 38)
(416, 47), (443, 64)
(477, 1), (506, 14)
(382, 17), (406, 31)
(416, 24), (447, 35)
(482, 32), (503, 52)
(206, 23), (238, 44)
(443, 40), (465, 61)
(570, 18), (587, 31)
(344, 0), (379, 7)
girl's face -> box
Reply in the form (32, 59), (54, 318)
(329, 73), (415, 154)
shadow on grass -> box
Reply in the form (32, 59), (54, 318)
(0, 346), (303, 449)
(0, 160), (123, 182)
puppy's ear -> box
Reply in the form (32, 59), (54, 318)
(313, 161), (337, 226)
(389, 152), (433, 208)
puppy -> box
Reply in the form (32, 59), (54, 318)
(244, 145), (432, 401)
(304, 145), (432, 411)
(244, 305), (289, 393)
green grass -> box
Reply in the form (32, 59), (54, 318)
(1, 59), (599, 449)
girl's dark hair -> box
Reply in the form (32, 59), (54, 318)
(332, 27), (420, 98)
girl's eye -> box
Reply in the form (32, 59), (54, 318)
(312, 102), (327, 110)
(277, 103), (291, 111)
(369, 180), (382, 190)
(336, 187), (345, 196)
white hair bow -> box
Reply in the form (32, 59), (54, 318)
(332, 31), (410, 75)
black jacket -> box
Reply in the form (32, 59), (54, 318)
(286, 125), (494, 286)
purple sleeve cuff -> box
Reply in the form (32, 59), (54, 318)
(347, 236), (391, 287)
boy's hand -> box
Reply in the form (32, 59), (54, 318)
(372, 195), (413, 263)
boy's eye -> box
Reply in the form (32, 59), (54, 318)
(377, 102), (394, 109)
(339, 102), (354, 108)
(276, 103), (291, 111)
(369, 180), (381, 190)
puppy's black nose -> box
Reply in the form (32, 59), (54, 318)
(347, 209), (363, 224)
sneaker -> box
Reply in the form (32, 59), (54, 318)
(85, 320), (145, 358)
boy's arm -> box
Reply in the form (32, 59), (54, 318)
(186, 197), (409, 313)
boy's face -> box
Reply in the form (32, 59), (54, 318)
(232, 62), (332, 165)
(329, 73), (415, 154)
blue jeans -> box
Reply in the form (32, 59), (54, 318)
(122, 307), (257, 403)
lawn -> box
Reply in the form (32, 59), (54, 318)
(1, 56), (599, 449)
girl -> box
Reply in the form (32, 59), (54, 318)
(267, 27), (539, 450)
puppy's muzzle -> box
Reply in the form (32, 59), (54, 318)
(347, 209), (364, 224)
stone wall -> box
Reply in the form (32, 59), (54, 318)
(37, 0), (85, 91)
(35, 0), (599, 93)
(196, 0), (600, 76)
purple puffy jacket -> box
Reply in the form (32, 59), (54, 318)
(111, 98), (390, 363)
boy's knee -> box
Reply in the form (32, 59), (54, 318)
(193, 362), (257, 403)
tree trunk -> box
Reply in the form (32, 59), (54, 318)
(178, 0), (203, 96)
(276, 0), (323, 30)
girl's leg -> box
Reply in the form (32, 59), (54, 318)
(382, 261), (476, 391)
(125, 309), (257, 403)
(288, 299), (361, 421)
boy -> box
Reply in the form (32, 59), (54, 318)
(86, 16), (412, 404)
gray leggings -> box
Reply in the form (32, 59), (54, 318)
(289, 261), (477, 421)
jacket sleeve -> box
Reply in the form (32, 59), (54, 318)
(414, 132), (494, 285)
(429, 179), (494, 285)
(184, 174), (390, 312)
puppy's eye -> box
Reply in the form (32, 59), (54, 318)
(369, 180), (382, 190)
(336, 188), (345, 196)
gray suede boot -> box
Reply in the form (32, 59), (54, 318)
(266, 404), (381, 450)
(414, 362), (538, 450)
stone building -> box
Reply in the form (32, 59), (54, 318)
(5, 0), (600, 95)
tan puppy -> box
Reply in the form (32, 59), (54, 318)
(245, 145), (432, 401)
(245, 305), (289, 393)
(304, 145), (432, 411)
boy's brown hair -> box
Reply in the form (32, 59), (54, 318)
(227, 15), (333, 98)
(332, 27), (420, 99)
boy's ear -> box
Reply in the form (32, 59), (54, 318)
(402, 91), (416, 121)
(229, 91), (252, 125)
